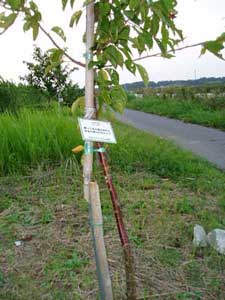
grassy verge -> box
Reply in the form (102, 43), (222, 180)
(0, 108), (82, 175)
(0, 112), (225, 299)
(0, 164), (224, 299)
(111, 122), (225, 196)
(127, 95), (225, 130)
(1, 108), (225, 196)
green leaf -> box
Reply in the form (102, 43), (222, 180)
(70, 0), (75, 8)
(217, 32), (225, 43)
(51, 26), (66, 42)
(125, 59), (136, 74)
(142, 31), (153, 50)
(69, 10), (82, 27)
(161, 24), (169, 51)
(99, 3), (111, 16)
(137, 35), (146, 53)
(129, 0), (139, 10)
(140, 2), (148, 20)
(119, 46), (132, 61)
(156, 38), (166, 54)
(136, 63), (149, 86)
(150, 14), (160, 36)
(202, 40), (224, 60)
(124, 10), (134, 20)
(23, 21), (31, 32)
(110, 86), (127, 113)
(62, 0), (68, 10)
(104, 45), (124, 67)
(110, 69), (120, 85)
(124, 7), (141, 24)
(6, 0), (21, 10)
(98, 69), (109, 82)
(119, 26), (130, 40)
(101, 89), (111, 105)
(71, 96), (85, 114)
(29, 1), (39, 12)
(32, 23), (39, 40)
(0, 13), (17, 31)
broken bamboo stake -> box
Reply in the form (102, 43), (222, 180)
(89, 182), (114, 300)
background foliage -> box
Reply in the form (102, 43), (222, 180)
(1, 0), (224, 114)
(21, 46), (84, 105)
(0, 79), (48, 112)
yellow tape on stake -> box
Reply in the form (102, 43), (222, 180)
(72, 144), (105, 154)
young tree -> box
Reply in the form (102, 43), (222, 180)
(21, 46), (84, 104)
(0, 1), (224, 299)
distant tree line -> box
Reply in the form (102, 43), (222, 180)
(123, 77), (225, 91)
(126, 78), (225, 111)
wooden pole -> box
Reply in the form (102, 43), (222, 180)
(83, 1), (95, 201)
(84, 4), (114, 300)
(84, 3), (135, 299)
(90, 182), (114, 300)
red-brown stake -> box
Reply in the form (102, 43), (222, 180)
(97, 143), (137, 300)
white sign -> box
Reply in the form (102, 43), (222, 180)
(78, 118), (117, 144)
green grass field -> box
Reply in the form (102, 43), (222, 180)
(127, 95), (225, 130)
(0, 109), (224, 299)
(0, 108), (82, 175)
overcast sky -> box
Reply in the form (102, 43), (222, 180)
(0, 0), (225, 87)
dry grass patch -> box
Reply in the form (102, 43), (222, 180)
(0, 165), (224, 300)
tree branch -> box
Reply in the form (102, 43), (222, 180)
(39, 24), (85, 68)
(132, 41), (204, 62)
(105, 41), (205, 68)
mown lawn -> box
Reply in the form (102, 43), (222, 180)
(0, 110), (225, 299)
(127, 95), (225, 130)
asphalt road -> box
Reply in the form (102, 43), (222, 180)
(118, 109), (225, 170)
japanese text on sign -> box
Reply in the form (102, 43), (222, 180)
(78, 118), (117, 143)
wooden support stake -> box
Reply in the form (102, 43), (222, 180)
(90, 182), (114, 300)
(83, 0), (95, 201)
(84, 4), (113, 299)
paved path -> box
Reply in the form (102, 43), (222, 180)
(118, 109), (225, 170)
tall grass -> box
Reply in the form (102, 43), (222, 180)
(110, 122), (225, 195)
(127, 95), (225, 130)
(1, 108), (225, 196)
(0, 108), (82, 175)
